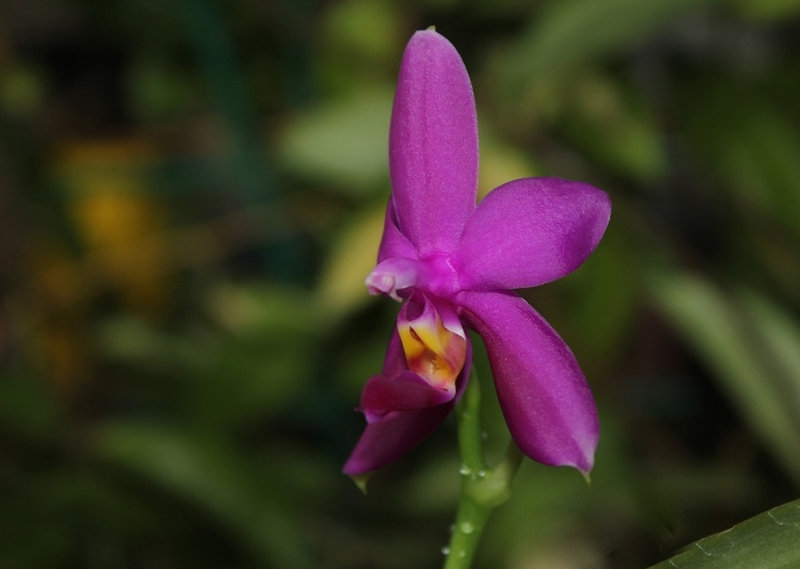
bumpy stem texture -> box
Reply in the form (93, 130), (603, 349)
(443, 372), (523, 569)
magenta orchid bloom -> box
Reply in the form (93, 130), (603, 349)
(343, 30), (611, 477)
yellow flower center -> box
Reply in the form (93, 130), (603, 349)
(397, 302), (466, 392)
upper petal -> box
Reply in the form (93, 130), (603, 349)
(389, 30), (478, 255)
(456, 290), (599, 473)
(454, 178), (611, 290)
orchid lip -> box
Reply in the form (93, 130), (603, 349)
(397, 294), (466, 394)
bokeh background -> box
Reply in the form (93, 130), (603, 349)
(1, 0), (799, 567)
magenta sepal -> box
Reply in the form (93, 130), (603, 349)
(343, 332), (472, 475)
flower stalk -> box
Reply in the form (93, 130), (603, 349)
(444, 371), (524, 569)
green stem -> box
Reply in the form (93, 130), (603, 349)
(443, 371), (524, 569)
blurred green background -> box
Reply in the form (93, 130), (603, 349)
(1, 0), (799, 567)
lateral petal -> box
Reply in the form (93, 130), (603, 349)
(455, 178), (610, 290)
(457, 290), (599, 473)
(360, 371), (455, 422)
(343, 337), (472, 475)
(389, 29), (478, 255)
(342, 405), (453, 475)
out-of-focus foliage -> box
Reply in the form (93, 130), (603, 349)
(0, 0), (798, 568)
(652, 275), (800, 483)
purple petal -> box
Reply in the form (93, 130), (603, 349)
(360, 371), (455, 422)
(342, 404), (454, 475)
(377, 200), (417, 263)
(380, 328), (408, 376)
(455, 178), (611, 290)
(343, 337), (473, 475)
(457, 290), (599, 473)
(389, 30), (478, 255)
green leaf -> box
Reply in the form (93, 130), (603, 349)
(323, 0), (404, 65)
(277, 87), (393, 194)
(94, 423), (314, 568)
(647, 498), (800, 569)
(502, 0), (718, 86)
(478, 130), (541, 199)
(97, 284), (319, 426)
(560, 218), (640, 367)
(316, 206), (384, 320)
(682, 85), (800, 236)
(0, 373), (61, 440)
(738, 291), (800, 411)
(650, 273), (800, 483)
(732, 0), (800, 21)
(555, 73), (666, 182)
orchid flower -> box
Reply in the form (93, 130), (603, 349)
(343, 30), (611, 477)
